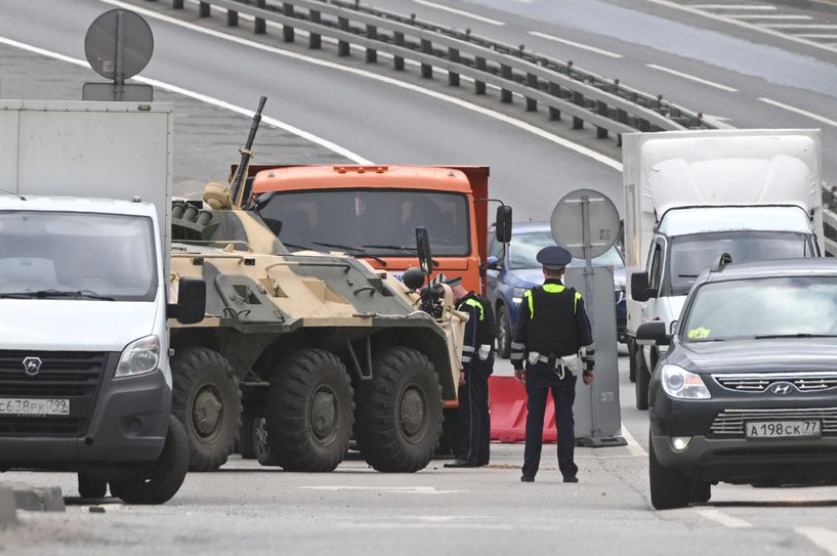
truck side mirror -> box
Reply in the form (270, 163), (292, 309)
(636, 321), (670, 346)
(495, 205), (513, 244)
(169, 277), (207, 325)
(415, 227), (433, 277)
(631, 271), (655, 302)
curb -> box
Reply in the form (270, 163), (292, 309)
(0, 486), (16, 525)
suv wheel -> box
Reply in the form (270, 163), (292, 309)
(635, 347), (650, 410)
(649, 436), (691, 510)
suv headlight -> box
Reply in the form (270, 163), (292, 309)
(661, 364), (711, 399)
(116, 335), (160, 378)
(512, 287), (527, 304)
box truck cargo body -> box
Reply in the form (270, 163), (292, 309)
(623, 129), (823, 409)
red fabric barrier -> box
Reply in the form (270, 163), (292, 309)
(489, 376), (556, 443)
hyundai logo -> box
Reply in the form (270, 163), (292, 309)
(22, 357), (42, 377)
(768, 382), (796, 395)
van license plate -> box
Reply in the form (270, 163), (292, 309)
(745, 420), (821, 439)
(0, 398), (70, 416)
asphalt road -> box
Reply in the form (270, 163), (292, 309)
(3, 353), (837, 556)
(0, 0), (622, 221)
(3, 1), (837, 554)
(317, 0), (837, 187)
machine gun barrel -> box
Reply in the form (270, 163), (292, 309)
(230, 96), (267, 208)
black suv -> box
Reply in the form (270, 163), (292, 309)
(639, 258), (837, 510)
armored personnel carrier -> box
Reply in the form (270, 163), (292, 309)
(168, 201), (466, 473)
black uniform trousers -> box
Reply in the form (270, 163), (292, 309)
(522, 362), (578, 479)
(457, 356), (492, 465)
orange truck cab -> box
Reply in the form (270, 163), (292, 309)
(244, 165), (496, 294)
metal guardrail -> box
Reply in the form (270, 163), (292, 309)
(153, 0), (836, 254)
(158, 0), (722, 142)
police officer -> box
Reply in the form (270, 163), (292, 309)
(511, 246), (595, 483)
(444, 276), (496, 468)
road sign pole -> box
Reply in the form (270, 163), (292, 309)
(581, 195), (602, 442)
(114, 10), (125, 101)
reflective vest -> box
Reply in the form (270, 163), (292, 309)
(522, 283), (582, 357)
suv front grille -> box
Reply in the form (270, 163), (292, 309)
(710, 407), (837, 436)
(0, 350), (108, 437)
(714, 373), (837, 393)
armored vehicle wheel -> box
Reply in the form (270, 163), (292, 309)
(172, 347), (240, 471)
(355, 347), (443, 473)
(77, 472), (107, 499)
(238, 417), (255, 460)
(495, 307), (512, 359)
(649, 436), (690, 510)
(252, 417), (279, 466)
(263, 349), (353, 472)
(110, 417), (190, 505)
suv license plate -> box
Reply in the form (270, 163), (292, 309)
(745, 420), (821, 439)
(0, 398), (70, 416)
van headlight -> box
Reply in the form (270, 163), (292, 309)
(116, 335), (160, 378)
(661, 364), (711, 399)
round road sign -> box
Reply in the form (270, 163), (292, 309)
(550, 189), (620, 259)
(84, 9), (154, 81)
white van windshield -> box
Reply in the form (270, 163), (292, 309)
(669, 231), (813, 296)
(0, 212), (157, 301)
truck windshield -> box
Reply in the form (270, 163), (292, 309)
(669, 231), (813, 296)
(0, 212), (157, 301)
(682, 276), (837, 342)
(255, 190), (470, 257)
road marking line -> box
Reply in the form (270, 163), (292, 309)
(528, 31), (623, 58)
(691, 4), (777, 10)
(646, 64), (738, 92)
(413, 0), (505, 26)
(765, 24), (837, 29)
(94, 0), (622, 172)
(0, 36), (372, 165)
(643, 0), (837, 54)
(620, 425), (647, 457)
(796, 33), (837, 39)
(759, 97), (837, 128)
(695, 509), (753, 528)
(797, 528), (837, 556)
(302, 486), (464, 494)
(731, 14), (813, 20)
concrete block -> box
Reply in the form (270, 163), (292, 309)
(0, 486), (17, 525)
(8, 484), (65, 512)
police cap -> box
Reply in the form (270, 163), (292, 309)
(536, 246), (572, 270)
(442, 275), (462, 287)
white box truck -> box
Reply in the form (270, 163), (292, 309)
(0, 100), (205, 503)
(623, 129), (823, 409)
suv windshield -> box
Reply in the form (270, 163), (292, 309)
(255, 189), (469, 257)
(669, 231), (813, 296)
(508, 230), (623, 270)
(682, 276), (837, 342)
(0, 211), (157, 301)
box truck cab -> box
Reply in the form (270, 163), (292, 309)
(0, 101), (205, 504)
(624, 129), (823, 410)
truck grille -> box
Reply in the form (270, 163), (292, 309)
(0, 350), (108, 437)
(714, 373), (837, 393)
(710, 407), (837, 436)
